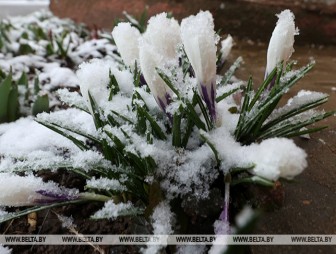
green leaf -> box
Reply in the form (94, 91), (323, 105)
(136, 104), (166, 140)
(37, 120), (89, 151)
(219, 56), (243, 87)
(216, 87), (240, 103)
(108, 70), (120, 100)
(0, 72), (12, 123)
(88, 91), (104, 129)
(32, 94), (49, 116)
(200, 133), (221, 166)
(0, 200), (86, 224)
(34, 77), (40, 94)
(17, 72), (28, 87)
(18, 43), (34, 55)
(7, 83), (20, 122)
(172, 107), (182, 147)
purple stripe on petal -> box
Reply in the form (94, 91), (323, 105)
(35, 190), (78, 204)
(201, 83), (216, 121)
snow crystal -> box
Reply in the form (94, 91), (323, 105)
(0, 173), (78, 206)
(57, 89), (89, 112)
(86, 177), (126, 192)
(91, 201), (135, 219)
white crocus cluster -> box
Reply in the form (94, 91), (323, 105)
(265, 9), (299, 77)
(112, 22), (141, 69)
(139, 13), (181, 112)
(181, 11), (218, 120)
(0, 174), (78, 206)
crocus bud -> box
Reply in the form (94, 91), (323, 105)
(220, 35), (233, 64)
(265, 9), (299, 78)
(181, 11), (217, 121)
(0, 174), (78, 206)
(139, 13), (181, 112)
(112, 22), (141, 69)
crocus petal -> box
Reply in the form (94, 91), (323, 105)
(139, 13), (180, 112)
(139, 40), (172, 112)
(112, 22), (141, 68)
(0, 174), (78, 206)
(181, 11), (217, 120)
(265, 9), (299, 77)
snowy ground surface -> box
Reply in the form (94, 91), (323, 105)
(0, 0), (49, 19)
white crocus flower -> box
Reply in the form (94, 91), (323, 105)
(139, 13), (181, 112)
(181, 11), (218, 121)
(265, 9), (299, 77)
(112, 22), (141, 69)
(0, 174), (78, 206)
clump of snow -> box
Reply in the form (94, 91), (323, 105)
(142, 201), (175, 254)
(91, 201), (136, 219)
(268, 90), (328, 122)
(235, 206), (254, 228)
(0, 117), (80, 157)
(39, 66), (79, 89)
(0, 245), (12, 254)
(56, 214), (76, 230)
(206, 126), (307, 181)
(37, 108), (97, 139)
(57, 89), (89, 112)
(0, 173), (78, 206)
(76, 59), (112, 107)
(177, 246), (206, 254)
(86, 177), (126, 192)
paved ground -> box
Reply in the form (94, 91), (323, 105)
(0, 1), (48, 19)
(232, 42), (336, 254)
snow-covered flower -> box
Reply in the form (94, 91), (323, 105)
(0, 174), (78, 206)
(181, 11), (218, 120)
(139, 13), (181, 112)
(77, 59), (112, 107)
(265, 9), (299, 77)
(112, 22), (141, 69)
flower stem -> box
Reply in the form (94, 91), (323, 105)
(219, 174), (231, 233)
(79, 192), (115, 202)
